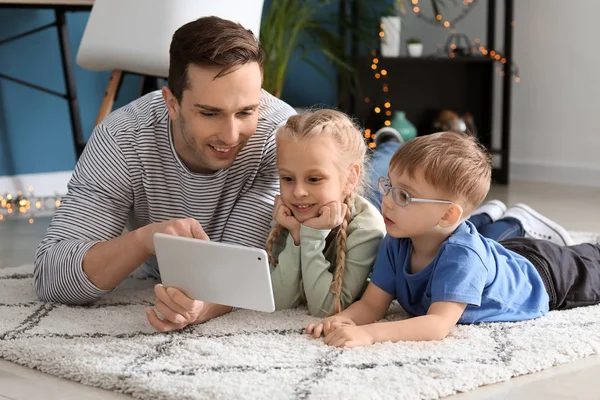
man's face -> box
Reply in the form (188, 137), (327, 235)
(163, 62), (262, 173)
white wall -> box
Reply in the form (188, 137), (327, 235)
(510, 0), (600, 187)
(398, 0), (600, 187)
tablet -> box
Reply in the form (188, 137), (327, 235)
(153, 233), (275, 313)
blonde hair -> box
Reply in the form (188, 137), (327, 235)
(389, 131), (492, 213)
(266, 109), (368, 314)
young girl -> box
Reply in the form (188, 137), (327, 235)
(266, 109), (387, 317)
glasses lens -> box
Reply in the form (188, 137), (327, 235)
(393, 188), (411, 207)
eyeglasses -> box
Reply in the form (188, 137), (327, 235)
(378, 177), (454, 207)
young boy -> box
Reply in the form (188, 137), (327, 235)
(306, 132), (600, 348)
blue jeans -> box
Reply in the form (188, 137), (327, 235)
(365, 141), (524, 241)
(365, 141), (401, 210)
(469, 214), (525, 241)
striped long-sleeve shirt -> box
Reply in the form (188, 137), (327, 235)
(33, 90), (296, 305)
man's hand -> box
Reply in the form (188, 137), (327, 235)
(273, 195), (301, 244)
(146, 284), (212, 332)
(306, 315), (356, 338)
(303, 201), (348, 231)
(136, 218), (209, 255)
(323, 325), (375, 348)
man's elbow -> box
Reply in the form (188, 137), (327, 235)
(33, 263), (96, 306)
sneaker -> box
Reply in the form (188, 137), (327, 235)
(472, 200), (507, 222)
(501, 204), (574, 246)
(374, 127), (404, 147)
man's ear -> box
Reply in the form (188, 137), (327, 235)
(162, 87), (180, 121)
(344, 164), (361, 195)
(439, 203), (463, 228)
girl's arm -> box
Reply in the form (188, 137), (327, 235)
(299, 224), (384, 317)
(270, 233), (303, 310)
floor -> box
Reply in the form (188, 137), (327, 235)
(0, 180), (599, 400)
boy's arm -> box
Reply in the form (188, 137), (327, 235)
(307, 282), (393, 338)
(336, 282), (393, 324)
(324, 301), (467, 348)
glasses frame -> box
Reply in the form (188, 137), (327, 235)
(378, 177), (454, 208)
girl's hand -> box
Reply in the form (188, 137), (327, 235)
(303, 201), (348, 231)
(273, 195), (301, 243)
(306, 315), (356, 338)
(324, 325), (375, 348)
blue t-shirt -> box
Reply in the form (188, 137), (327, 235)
(370, 221), (550, 323)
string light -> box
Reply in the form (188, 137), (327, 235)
(475, 42), (521, 82)
(364, 42), (393, 148)
(363, 0), (519, 149)
(0, 186), (63, 223)
(411, 0), (478, 29)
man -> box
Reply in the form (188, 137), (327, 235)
(33, 16), (296, 332)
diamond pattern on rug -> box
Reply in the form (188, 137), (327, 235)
(0, 232), (599, 400)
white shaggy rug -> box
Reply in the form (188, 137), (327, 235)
(1, 231), (599, 400)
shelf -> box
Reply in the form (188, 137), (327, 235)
(355, 58), (495, 150)
(343, 0), (514, 184)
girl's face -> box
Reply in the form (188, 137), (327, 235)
(276, 135), (349, 223)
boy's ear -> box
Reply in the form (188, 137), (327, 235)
(439, 204), (463, 228)
(344, 164), (361, 195)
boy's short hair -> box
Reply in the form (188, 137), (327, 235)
(389, 132), (492, 213)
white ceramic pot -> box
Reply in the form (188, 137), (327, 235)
(407, 43), (423, 57)
(380, 16), (401, 57)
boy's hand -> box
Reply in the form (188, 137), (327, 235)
(323, 325), (375, 348)
(146, 284), (210, 332)
(273, 195), (301, 242)
(303, 201), (348, 230)
(306, 315), (355, 338)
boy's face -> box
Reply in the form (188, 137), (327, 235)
(381, 169), (455, 238)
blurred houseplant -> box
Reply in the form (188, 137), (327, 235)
(259, 0), (451, 100)
(259, 0), (384, 99)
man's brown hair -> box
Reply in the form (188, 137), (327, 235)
(168, 16), (264, 102)
(389, 132), (492, 213)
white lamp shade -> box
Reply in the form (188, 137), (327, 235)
(76, 0), (266, 77)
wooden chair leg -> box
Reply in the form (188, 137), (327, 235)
(95, 70), (123, 126)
